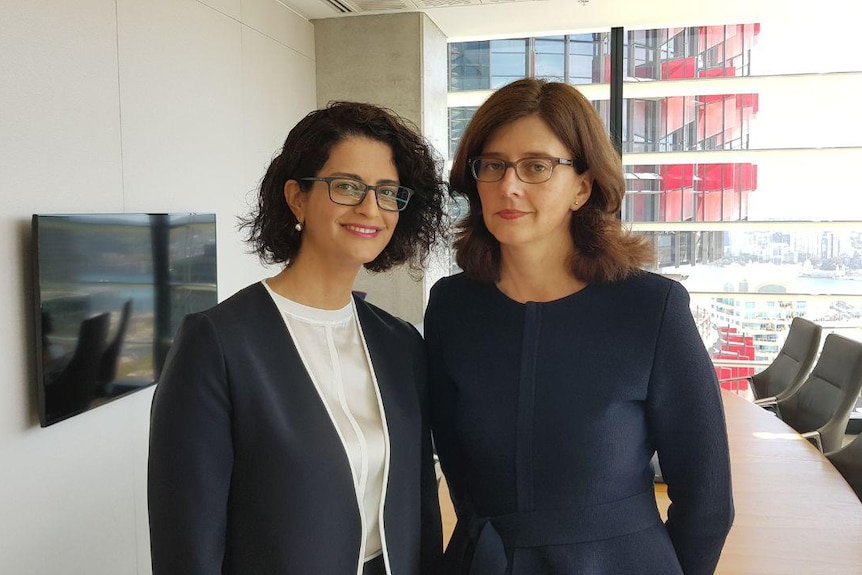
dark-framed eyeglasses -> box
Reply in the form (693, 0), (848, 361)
(468, 157), (575, 184)
(299, 176), (414, 212)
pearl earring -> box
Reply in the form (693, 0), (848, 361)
(294, 222), (303, 232)
(573, 200), (579, 206)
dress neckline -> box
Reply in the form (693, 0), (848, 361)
(490, 280), (593, 307)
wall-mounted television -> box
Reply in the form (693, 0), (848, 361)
(32, 213), (218, 427)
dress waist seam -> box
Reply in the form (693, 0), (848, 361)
(473, 489), (661, 549)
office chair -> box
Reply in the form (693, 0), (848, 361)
(826, 432), (862, 503)
(45, 312), (111, 418)
(766, 333), (862, 453)
(719, 317), (821, 401)
(98, 299), (133, 387)
(752, 317), (822, 401)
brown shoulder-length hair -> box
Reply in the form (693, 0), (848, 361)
(450, 78), (654, 284)
(239, 101), (447, 274)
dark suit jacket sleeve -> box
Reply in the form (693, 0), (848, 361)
(647, 282), (735, 575)
(424, 281), (471, 573)
(424, 282), (457, 494)
(412, 323), (444, 574)
(148, 313), (233, 575)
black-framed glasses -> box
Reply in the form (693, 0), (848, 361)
(300, 177), (414, 212)
(468, 157), (575, 184)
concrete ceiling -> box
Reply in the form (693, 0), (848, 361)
(279, 0), (774, 41)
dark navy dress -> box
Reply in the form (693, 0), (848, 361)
(425, 272), (733, 575)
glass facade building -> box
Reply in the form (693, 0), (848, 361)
(447, 25), (862, 390)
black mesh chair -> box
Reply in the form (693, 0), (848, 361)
(768, 333), (862, 453)
(826, 432), (862, 503)
(720, 317), (821, 401)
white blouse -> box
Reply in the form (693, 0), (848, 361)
(263, 281), (388, 562)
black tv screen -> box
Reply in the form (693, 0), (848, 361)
(32, 213), (218, 427)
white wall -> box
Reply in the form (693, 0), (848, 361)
(0, 0), (315, 573)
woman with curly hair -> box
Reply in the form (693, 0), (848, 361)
(426, 79), (733, 574)
(149, 102), (446, 575)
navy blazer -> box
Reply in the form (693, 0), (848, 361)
(148, 283), (442, 574)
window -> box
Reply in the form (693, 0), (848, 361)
(447, 23), (862, 386)
(535, 36), (566, 82)
(490, 38), (528, 88)
(569, 33), (607, 84)
(448, 106), (478, 158)
(449, 41), (490, 91)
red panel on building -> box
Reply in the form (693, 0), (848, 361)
(714, 329), (755, 391)
(661, 57), (695, 80)
(661, 164), (693, 189)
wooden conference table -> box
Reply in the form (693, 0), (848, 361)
(657, 390), (862, 574)
(439, 390), (862, 574)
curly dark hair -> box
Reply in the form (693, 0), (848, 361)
(239, 101), (447, 273)
(449, 79), (654, 284)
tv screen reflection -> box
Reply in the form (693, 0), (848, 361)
(33, 213), (218, 427)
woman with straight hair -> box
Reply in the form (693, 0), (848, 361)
(149, 101), (445, 575)
(426, 79), (734, 575)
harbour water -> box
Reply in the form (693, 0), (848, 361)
(666, 262), (862, 355)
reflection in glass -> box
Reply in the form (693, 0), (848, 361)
(33, 213), (218, 426)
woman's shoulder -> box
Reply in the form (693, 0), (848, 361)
(354, 295), (422, 339)
(164, 284), (275, 362)
(602, 270), (688, 305)
(184, 282), (280, 337)
(429, 272), (486, 301)
(204, 282), (271, 317)
(615, 269), (676, 287)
